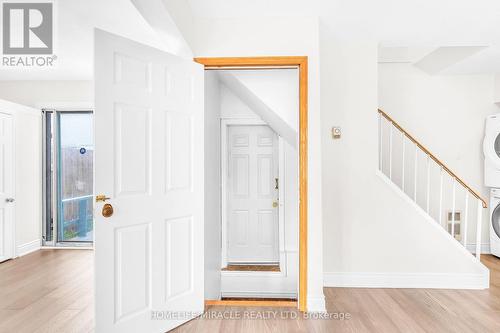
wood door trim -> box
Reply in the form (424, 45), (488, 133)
(195, 56), (308, 312)
(205, 300), (298, 307)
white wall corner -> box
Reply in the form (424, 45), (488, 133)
(323, 271), (489, 290)
(306, 294), (326, 313)
(16, 239), (41, 257)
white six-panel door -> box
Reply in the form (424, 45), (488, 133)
(94, 29), (204, 333)
(227, 125), (279, 263)
(0, 113), (14, 263)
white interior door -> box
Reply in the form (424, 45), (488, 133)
(94, 29), (204, 333)
(0, 112), (14, 263)
(227, 125), (279, 263)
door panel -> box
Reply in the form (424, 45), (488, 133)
(227, 125), (279, 263)
(165, 216), (193, 300)
(114, 104), (151, 197)
(95, 29), (204, 333)
(115, 223), (151, 322)
(0, 113), (14, 262)
(165, 112), (192, 192)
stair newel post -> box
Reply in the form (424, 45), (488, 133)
(476, 199), (482, 260)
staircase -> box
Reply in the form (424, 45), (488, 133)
(378, 109), (487, 260)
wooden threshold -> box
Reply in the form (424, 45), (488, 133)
(205, 299), (297, 307)
(222, 264), (280, 272)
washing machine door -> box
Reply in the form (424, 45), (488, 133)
(492, 203), (500, 239)
(483, 131), (500, 169)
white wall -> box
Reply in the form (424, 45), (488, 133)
(378, 63), (500, 251)
(219, 70), (298, 147)
(228, 69), (299, 132)
(0, 81), (93, 108)
(0, 99), (42, 256)
(204, 71), (222, 299)
(191, 16), (325, 311)
(320, 24), (488, 289)
(220, 84), (256, 119)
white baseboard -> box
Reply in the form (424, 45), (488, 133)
(324, 271), (489, 290)
(306, 295), (326, 313)
(16, 239), (41, 257)
(465, 243), (491, 254)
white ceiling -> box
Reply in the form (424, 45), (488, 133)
(188, 0), (500, 75)
(2, 0), (500, 80)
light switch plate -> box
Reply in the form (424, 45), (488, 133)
(332, 127), (341, 139)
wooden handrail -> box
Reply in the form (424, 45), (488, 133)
(378, 109), (487, 208)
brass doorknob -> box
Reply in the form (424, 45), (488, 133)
(272, 201), (278, 208)
(102, 203), (114, 218)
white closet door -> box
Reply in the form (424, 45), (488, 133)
(94, 29), (204, 333)
(0, 113), (14, 263)
(227, 125), (279, 263)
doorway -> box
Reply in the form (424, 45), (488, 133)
(200, 60), (306, 307)
(42, 110), (94, 246)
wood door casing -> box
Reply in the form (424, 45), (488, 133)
(194, 56), (308, 311)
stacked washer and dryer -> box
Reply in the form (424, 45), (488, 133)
(483, 114), (500, 257)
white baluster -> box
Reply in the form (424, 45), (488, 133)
(426, 155), (431, 213)
(389, 123), (393, 180)
(476, 200), (483, 260)
(401, 132), (405, 191)
(438, 167), (443, 227)
(463, 191), (469, 248)
(379, 113), (383, 171)
(414, 144), (418, 202)
(451, 178), (456, 238)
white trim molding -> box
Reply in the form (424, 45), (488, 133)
(16, 239), (41, 257)
(306, 295), (326, 313)
(324, 271), (489, 290)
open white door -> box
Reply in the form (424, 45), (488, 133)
(0, 112), (14, 263)
(94, 29), (204, 333)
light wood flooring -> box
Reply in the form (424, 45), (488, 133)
(1, 250), (499, 332)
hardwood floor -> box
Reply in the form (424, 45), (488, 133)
(0, 249), (94, 333)
(1, 250), (499, 332)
